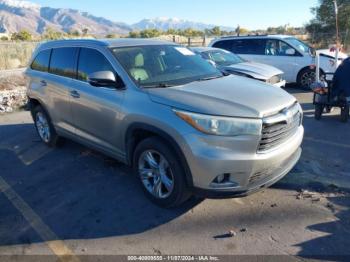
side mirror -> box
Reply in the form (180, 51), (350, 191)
(88, 71), (119, 88)
(286, 48), (296, 56)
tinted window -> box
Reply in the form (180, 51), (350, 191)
(212, 40), (234, 51)
(213, 39), (266, 55)
(31, 49), (51, 72)
(49, 47), (78, 78)
(231, 39), (266, 55)
(77, 48), (115, 81)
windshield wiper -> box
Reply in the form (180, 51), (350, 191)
(142, 83), (175, 88)
(196, 74), (228, 82)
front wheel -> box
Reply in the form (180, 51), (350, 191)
(133, 137), (191, 208)
(297, 68), (317, 90)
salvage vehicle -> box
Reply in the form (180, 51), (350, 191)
(26, 39), (304, 207)
(210, 35), (348, 89)
(192, 47), (285, 87)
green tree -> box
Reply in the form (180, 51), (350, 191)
(129, 31), (140, 38)
(306, 0), (350, 44)
(69, 30), (81, 37)
(238, 28), (250, 35)
(82, 28), (89, 36)
(42, 27), (66, 40)
(11, 30), (32, 41)
(106, 34), (118, 38)
(182, 28), (203, 37)
(166, 28), (178, 35)
(210, 26), (221, 36)
(139, 29), (162, 38)
(0, 36), (9, 41)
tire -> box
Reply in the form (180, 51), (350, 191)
(315, 104), (324, 120)
(340, 104), (349, 123)
(133, 137), (191, 208)
(297, 68), (317, 90)
(32, 105), (60, 147)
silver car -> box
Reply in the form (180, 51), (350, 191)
(192, 47), (286, 87)
(26, 39), (304, 207)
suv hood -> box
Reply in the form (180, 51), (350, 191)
(147, 75), (296, 118)
(221, 62), (283, 80)
(318, 49), (348, 60)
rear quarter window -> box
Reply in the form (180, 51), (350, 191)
(31, 49), (51, 72)
(49, 47), (79, 78)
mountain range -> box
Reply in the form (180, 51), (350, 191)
(0, 0), (234, 36)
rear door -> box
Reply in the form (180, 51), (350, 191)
(46, 47), (79, 134)
(69, 47), (125, 157)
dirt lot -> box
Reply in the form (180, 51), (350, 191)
(0, 87), (349, 261)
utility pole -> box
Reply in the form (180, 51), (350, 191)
(333, 0), (339, 45)
(333, 0), (340, 69)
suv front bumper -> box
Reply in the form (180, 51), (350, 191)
(180, 126), (304, 197)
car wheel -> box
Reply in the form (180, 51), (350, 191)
(298, 68), (317, 90)
(33, 105), (60, 147)
(315, 104), (324, 120)
(340, 104), (349, 123)
(133, 137), (191, 208)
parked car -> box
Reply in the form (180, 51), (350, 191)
(26, 39), (304, 207)
(192, 47), (286, 87)
(209, 35), (348, 88)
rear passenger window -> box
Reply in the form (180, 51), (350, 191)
(49, 47), (78, 78)
(77, 48), (115, 81)
(31, 49), (51, 72)
(231, 39), (266, 55)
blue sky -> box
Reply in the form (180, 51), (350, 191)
(29, 0), (319, 30)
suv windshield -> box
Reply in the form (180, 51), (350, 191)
(285, 37), (313, 54)
(206, 50), (244, 66)
(111, 45), (222, 88)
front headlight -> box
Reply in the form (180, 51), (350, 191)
(174, 109), (262, 136)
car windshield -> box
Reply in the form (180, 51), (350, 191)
(285, 37), (312, 54)
(206, 50), (244, 66)
(111, 45), (223, 88)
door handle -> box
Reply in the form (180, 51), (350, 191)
(40, 80), (47, 87)
(70, 90), (80, 99)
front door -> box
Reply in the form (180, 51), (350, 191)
(69, 47), (125, 157)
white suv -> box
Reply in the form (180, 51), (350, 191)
(210, 35), (348, 88)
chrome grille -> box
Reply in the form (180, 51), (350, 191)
(267, 74), (282, 85)
(258, 103), (301, 152)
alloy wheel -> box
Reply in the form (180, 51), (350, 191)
(138, 150), (174, 199)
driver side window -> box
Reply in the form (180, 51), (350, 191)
(78, 48), (115, 82)
(265, 40), (297, 56)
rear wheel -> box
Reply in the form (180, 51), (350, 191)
(32, 105), (60, 147)
(340, 104), (349, 123)
(133, 137), (191, 208)
(315, 104), (324, 120)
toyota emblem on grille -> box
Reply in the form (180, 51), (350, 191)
(282, 108), (294, 124)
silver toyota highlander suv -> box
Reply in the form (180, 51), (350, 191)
(26, 39), (304, 207)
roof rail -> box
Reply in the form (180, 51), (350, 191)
(218, 34), (269, 39)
